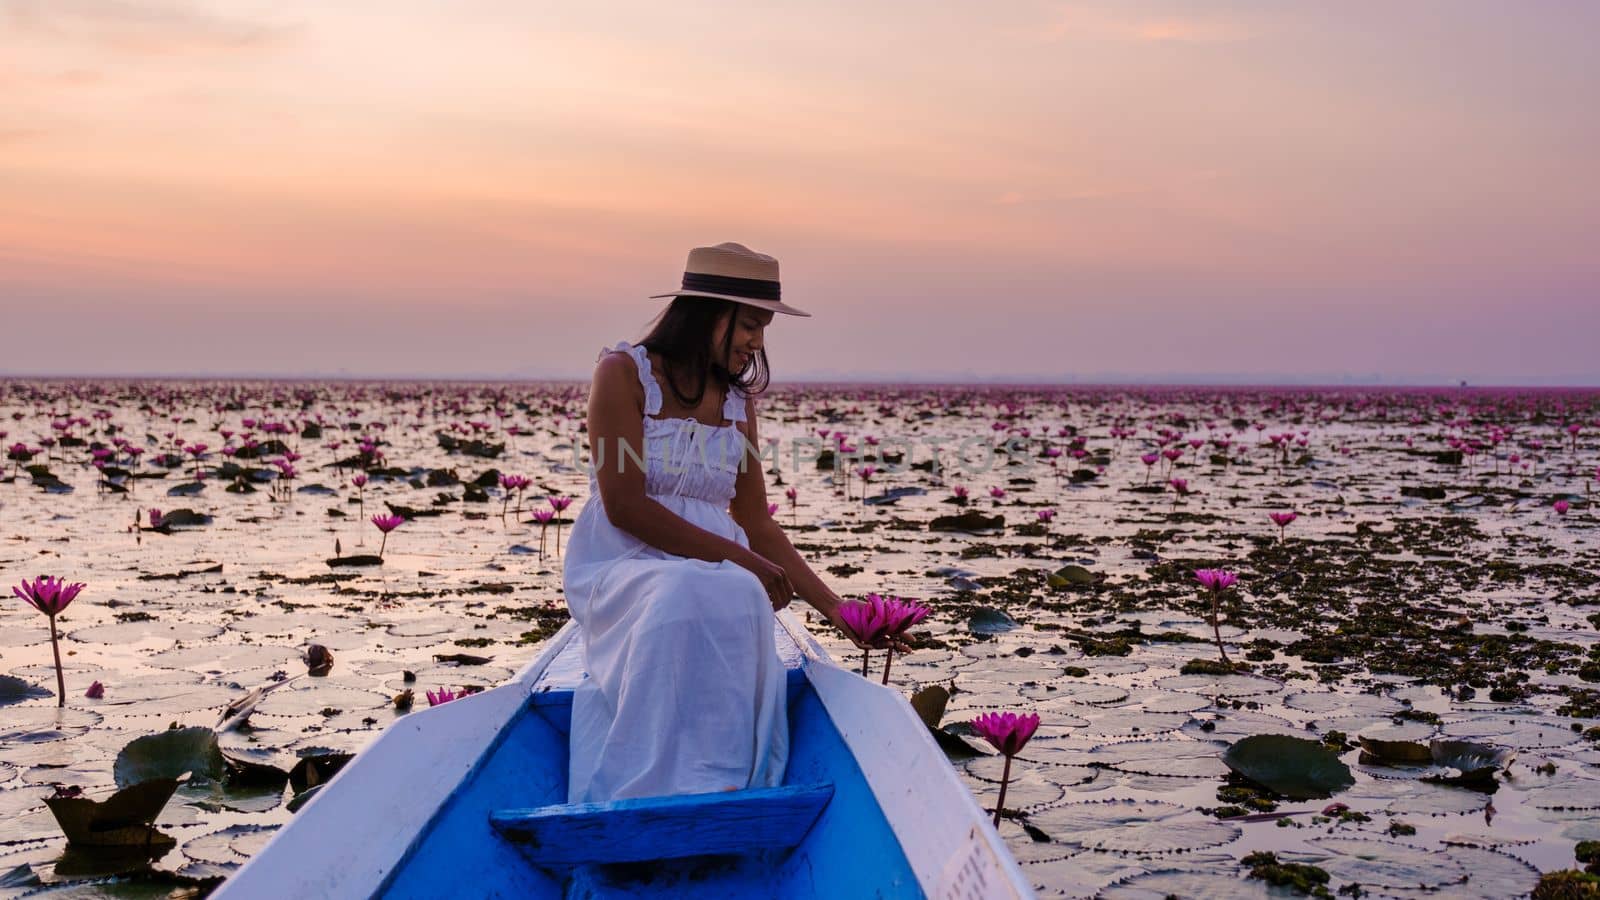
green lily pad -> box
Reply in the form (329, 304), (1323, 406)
(967, 607), (1017, 635)
(1424, 739), (1515, 787)
(1047, 565), (1095, 588)
(43, 778), (182, 846)
(0, 675), (51, 707)
(113, 727), (226, 789)
(1304, 837), (1466, 889)
(909, 685), (949, 730)
(929, 510), (1005, 533)
(1222, 734), (1354, 800)
(1028, 799), (1241, 854)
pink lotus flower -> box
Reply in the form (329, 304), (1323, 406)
(1269, 510), (1298, 542)
(148, 508), (164, 529)
(13, 575), (84, 616)
(1554, 499), (1570, 515)
(767, 502), (780, 516)
(548, 496), (573, 555)
(989, 487), (1006, 500)
(837, 594), (929, 683)
(1169, 478), (1190, 495)
(785, 486), (798, 503)
(372, 514), (406, 559)
(972, 710), (1041, 757)
(1193, 569), (1237, 665)
(530, 508), (555, 558)
(351, 474), (367, 488)
(85, 681), (105, 699)
(426, 688), (461, 706)
(971, 711), (1042, 827)
(1194, 569), (1238, 591)
(13, 576), (86, 707)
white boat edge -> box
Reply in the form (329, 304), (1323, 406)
(215, 610), (1036, 899)
(772, 612), (1034, 900)
(213, 621), (581, 900)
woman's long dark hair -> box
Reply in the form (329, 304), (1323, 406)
(638, 296), (770, 409)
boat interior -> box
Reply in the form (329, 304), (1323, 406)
(376, 620), (922, 898)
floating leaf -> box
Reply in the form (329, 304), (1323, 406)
(1222, 734), (1354, 800)
(1424, 739), (1515, 788)
(0, 706), (101, 743)
(114, 727), (226, 789)
(864, 486), (925, 506)
(0, 675), (51, 707)
(928, 510), (1005, 533)
(44, 777), (182, 846)
(909, 685), (949, 730)
(1358, 736), (1434, 765)
(1047, 565), (1095, 588)
(1305, 837), (1466, 889)
(1089, 739), (1229, 778)
(326, 554), (384, 568)
(1028, 799), (1241, 854)
(1154, 673), (1284, 698)
(288, 752), (353, 795)
(967, 607), (1017, 635)
(1100, 869), (1284, 899)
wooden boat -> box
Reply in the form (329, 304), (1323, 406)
(216, 610), (1034, 898)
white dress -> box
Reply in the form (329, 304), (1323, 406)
(562, 340), (789, 804)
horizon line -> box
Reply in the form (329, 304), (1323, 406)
(3, 372), (1600, 390)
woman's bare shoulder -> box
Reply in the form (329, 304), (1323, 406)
(591, 349), (643, 411)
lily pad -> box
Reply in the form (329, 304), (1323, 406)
(1155, 673), (1284, 698)
(0, 707), (102, 743)
(1222, 734), (1354, 800)
(0, 675), (51, 707)
(1304, 836), (1466, 889)
(967, 607), (1017, 635)
(1028, 799), (1241, 854)
(1047, 565), (1096, 588)
(909, 685), (949, 730)
(928, 510), (1005, 533)
(1422, 739), (1514, 788)
(1090, 739), (1229, 778)
(44, 778), (182, 846)
(113, 727), (226, 788)
(1100, 869), (1287, 899)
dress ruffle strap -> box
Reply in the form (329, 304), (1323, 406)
(723, 384), (747, 424)
(597, 341), (662, 417)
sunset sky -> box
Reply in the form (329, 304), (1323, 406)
(2, 1), (1597, 383)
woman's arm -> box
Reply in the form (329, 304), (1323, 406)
(587, 352), (794, 606)
(729, 394), (909, 653)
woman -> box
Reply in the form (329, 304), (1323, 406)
(561, 242), (905, 804)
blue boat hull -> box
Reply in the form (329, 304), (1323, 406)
(216, 613), (1033, 899)
(379, 669), (922, 898)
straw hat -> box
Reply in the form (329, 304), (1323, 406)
(650, 242), (810, 317)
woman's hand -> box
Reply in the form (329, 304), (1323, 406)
(733, 549), (795, 612)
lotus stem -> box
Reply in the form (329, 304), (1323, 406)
(861, 648), (870, 677)
(48, 615), (65, 707)
(880, 647), (895, 685)
(992, 753), (1013, 828)
(1211, 589), (1231, 665)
